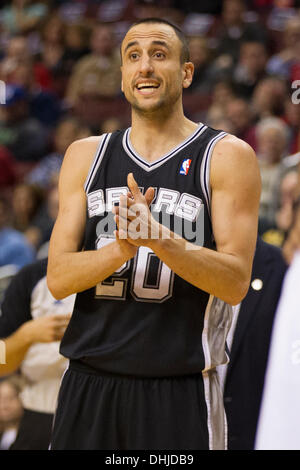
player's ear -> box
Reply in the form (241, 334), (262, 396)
(182, 62), (194, 89)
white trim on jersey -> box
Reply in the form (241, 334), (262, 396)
(201, 295), (232, 450)
(202, 295), (215, 450)
(84, 133), (112, 194)
(200, 132), (227, 218)
(122, 124), (208, 172)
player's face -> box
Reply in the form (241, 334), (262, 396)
(121, 23), (192, 116)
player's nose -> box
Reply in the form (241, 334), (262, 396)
(139, 53), (154, 75)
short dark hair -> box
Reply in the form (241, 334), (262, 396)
(124, 17), (190, 64)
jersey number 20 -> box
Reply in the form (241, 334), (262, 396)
(95, 236), (174, 303)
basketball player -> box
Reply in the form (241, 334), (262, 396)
(48, 18), (261, 450)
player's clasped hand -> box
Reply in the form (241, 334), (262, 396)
(113, 173), (158, 245)
(23, 313), (72, 343)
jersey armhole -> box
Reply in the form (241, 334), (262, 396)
(199, 132), (227, 220)
(84, 133), (111, 194)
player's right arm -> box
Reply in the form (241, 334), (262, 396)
(47, 138), (137, 300)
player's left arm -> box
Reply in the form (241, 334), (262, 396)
(159, 136), (261, 305)
(154, 136), (260, 305)
(116, 136), (261, 306)
(206, 135), (261, 303)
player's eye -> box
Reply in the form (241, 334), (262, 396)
(154, 52), (165, 59)
(129, 52), (139, 60)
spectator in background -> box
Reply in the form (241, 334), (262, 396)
(267, 16), (300, 83)
(225, 97), (257, 148)
(60, 22), (91, 77)
(252, 76), (287, 119)
(0, 258), (74, 449)
(263, 155), (300, 247)
(65, 22), (121, 108)
(1, 0), (48, 36)
(5, 57), (63, 129)
(37, 13), (68, 98)
(282, 198), (300, 265)
(214, 0), (267, 65)
(0, 35), (53, 97)
(281, 161), (300, 262)
(0, 84), (49, 163)
(283, 99), (300, 154)
(0, 375), (24, 450)
(26, 116), (91, 189)
(206, 79), (236, 127)
(3, 35), (30, 63)
(266, 0), (298, 34)
(25, 183), (59, 252)
(233, 40), (269, 99)
(0, 196), (35, 269)
(100, 117), (123, 135)
(221, 236), (287, 449)
(182, 36), (215, 122)
(255, 203), (300, 450)
(209, 116), (235, 134)
(275, 169), (299, 234)
(0, 146), (17, 189)
(256, 117), (289, 232)
(185, 36), (213, 94)
(11, 183), (44, 235)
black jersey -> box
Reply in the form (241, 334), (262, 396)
(60, 124), (233, 377)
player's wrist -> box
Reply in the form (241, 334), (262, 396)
(114, 238), (137, 261)
(147, 223), (172, 250)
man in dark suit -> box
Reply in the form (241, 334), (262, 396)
(223, 237), (287, 450)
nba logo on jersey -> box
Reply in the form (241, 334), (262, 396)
(179, 158), (192, 175)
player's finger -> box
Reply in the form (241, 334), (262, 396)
(118, 194), (135, 212)
(119, 194), (127, 208)
(114, 214), (120, 228)
(126, 195), (135, 207)
(144, 187), (155, 207)
(118, 203), (128, 221)
(118, 202), (137, 221)
(114, 214), (129, 239)
(127, 173), (142, 199)
(116, 228), (128, 240)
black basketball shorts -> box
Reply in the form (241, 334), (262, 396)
(50, 360), (209, 450)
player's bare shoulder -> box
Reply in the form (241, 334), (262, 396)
(60, 135), (104, 187)
(210, 133), (261, 190)
(212, 134), (257, 168)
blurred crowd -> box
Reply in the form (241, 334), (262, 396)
(0, 0), (300, 451)
(0, 0), (300, 265)
(0, 0), (300, 268)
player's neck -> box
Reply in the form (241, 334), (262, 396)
(130, 109), (198, 163)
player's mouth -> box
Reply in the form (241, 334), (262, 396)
(135, 81), (160, 95)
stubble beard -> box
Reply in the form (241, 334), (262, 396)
(128, 86), (182, 121)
